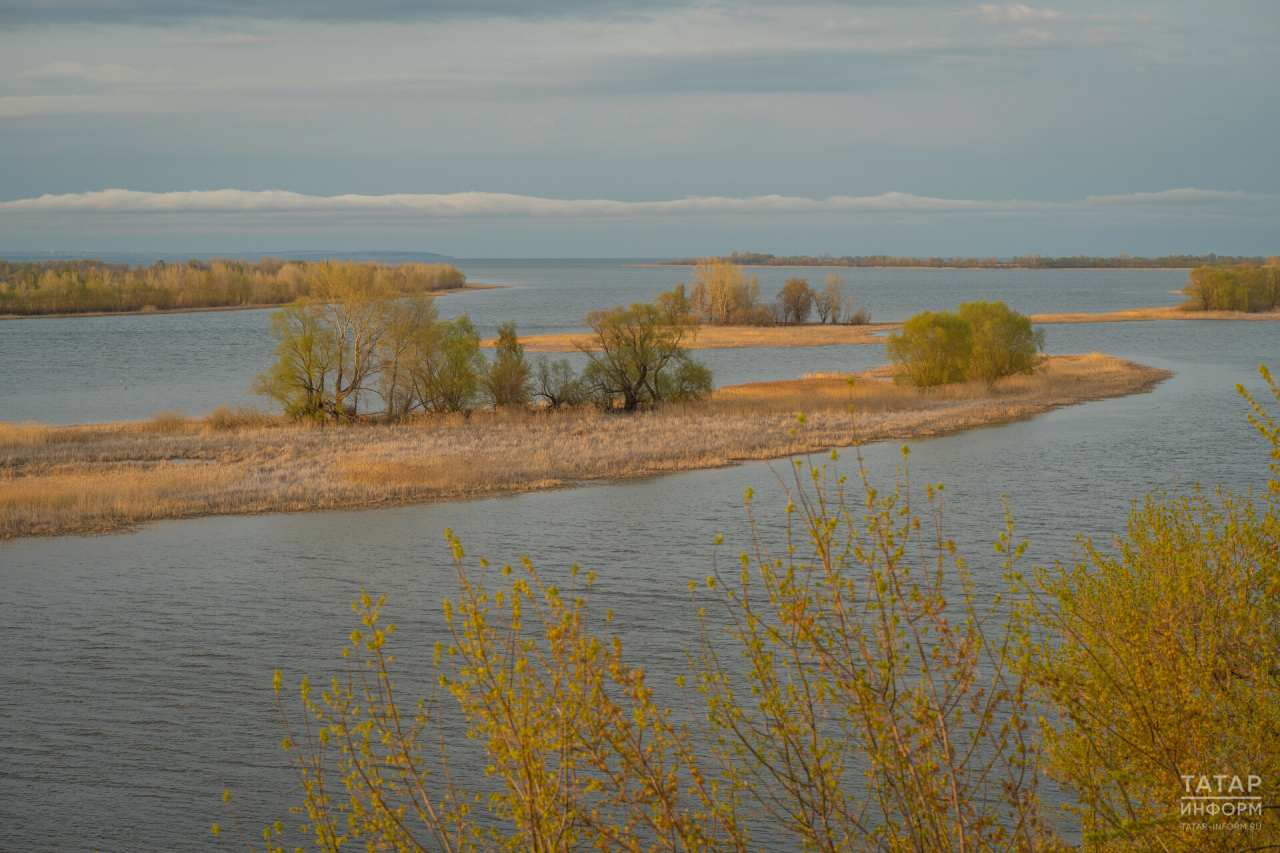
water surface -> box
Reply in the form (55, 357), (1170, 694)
(2, 263), (1273, 852)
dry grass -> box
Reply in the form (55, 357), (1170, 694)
(493, 306), (1280, 355)
(1030, 306), (1280, 324)
(486, 323), (898, 352)
(0, 354), (1168, 539)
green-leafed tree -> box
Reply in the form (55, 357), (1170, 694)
(533, 356), (583, 410)
(483, 321), (533, 407)
(252, 302), (337, 421)
(578, 303), (711, 411)
(958, 300), (1046, 385)
(886, 310), (974, 386)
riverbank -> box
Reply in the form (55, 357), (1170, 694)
(0, 284), (503, 321)
(484, 322), (897, 351)
(490, 307), (1279, 352)
(0, 354), (1168, 539)
(1030, 306), (1280, 324)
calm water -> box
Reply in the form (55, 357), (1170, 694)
(2, 262), (1188, 425)
(2, 263), (1277, 851)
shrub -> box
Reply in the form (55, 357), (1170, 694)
(1033, 366), (1280, 850)
(219, 443), (1049, 853)
(885, 310), (973, 386)
(959, 300), (1046, 385)
(887, 303), (1043, 387)
(202, 405), (272, 432)
(483, 321), (533, 407)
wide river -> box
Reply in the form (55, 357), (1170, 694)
(2, 261), (1278, 851)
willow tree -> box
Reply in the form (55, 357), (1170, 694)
(577, 302), (711, 411)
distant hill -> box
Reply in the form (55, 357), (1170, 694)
(0, 250), (451, 266)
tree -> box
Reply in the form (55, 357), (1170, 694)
(298, 261), (389, 419)
(1182, 265), (1280, 312)
(885, 310), (973, 386)
(252, 302), (336, 421)
(378, 294), (440, 420)
(688, 259), (767, 325)
(417, 316), (484, 413)
(533, 356), (583, 410)
(958, 301), (1046, 385)
(577, 303), (711, 411)
(815, 273), (844, 323)
(777, 277), (814, 324)
(483, 321), (533, 407)
(655, 284), (695, 325)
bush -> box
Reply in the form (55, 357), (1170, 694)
(1033, 366), (1280, 850)
(887, 302), (1044, 387)
(483, 321), (532, 407)
(885, 310), (973, 386)
(219, 443), (1049, 853)
(220, 370), (1280, 853)
(959, 300), (1046, 385)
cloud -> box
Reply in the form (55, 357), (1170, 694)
(821, 18), (865, 33)
(0, 0), (689, 26)
(3, 188), (1275, 222)
(163, 33), (270, 47)
(19, 61), (146, 84)
(979, 4), (1064, 24)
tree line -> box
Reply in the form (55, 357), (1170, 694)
(217, 367), (1280, 853)
(255, 262), (714, 419)
(665, 258), (870, 326)
(662, 251), (1280, 269)
(1181, 264), (1280, 312)
(0, 257), (467, 316)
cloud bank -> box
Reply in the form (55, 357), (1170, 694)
(3, 188), (1275, 222)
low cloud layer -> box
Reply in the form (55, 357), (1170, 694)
(3, 188), (1275, 222)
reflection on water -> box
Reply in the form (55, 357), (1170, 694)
(2, 266), (1273, 852)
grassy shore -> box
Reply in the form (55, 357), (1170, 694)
(1029, 306), (1280, 324)
(499, 308), (1279, 352)
(0, 284), (502, 321)
(485, 323), (898, 351)
(0, 354), (1167, 540)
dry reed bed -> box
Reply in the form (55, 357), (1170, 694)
(485, 323), (898, 352)
(0, 354), (1168, 539)
(1030, 306), (1280, 324)
(496, 307), (1280, 353)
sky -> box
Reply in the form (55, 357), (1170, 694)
(1, 0), (1276, 258)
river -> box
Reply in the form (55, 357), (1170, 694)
(1, 262), (1277, 851)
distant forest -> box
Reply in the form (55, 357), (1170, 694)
(0, 258), (466, 317)
(662, 252), (1279, 269)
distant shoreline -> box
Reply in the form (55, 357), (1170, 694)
(620, 263), (1197, 271)
(0, 284), (503, 321)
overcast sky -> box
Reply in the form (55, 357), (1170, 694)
(1, 0), (1276, 257)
